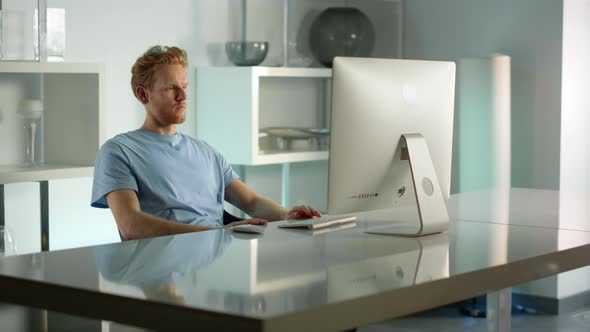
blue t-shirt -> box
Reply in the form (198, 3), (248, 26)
(91, 129), (238, 230)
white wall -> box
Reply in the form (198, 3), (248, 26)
(558, 0), (590, 299)
(49, 0), (224, 138)
(559, 0), (590, 231)
(404, 0), (563, 190)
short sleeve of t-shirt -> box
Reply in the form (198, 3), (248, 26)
(211, 144), (239, 188)
(91, 140), (138, 208)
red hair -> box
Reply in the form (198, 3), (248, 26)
(130, 45), (188, 100)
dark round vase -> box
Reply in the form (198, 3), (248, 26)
(309, 7), (375, 67)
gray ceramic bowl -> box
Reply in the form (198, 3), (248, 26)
(225, 41), (269, 66)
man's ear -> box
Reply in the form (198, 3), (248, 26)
(136, 85), (149, 105)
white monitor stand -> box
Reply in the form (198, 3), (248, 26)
(365, 134), (449, 237)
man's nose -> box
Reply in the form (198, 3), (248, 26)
(177, 88), (187, 101)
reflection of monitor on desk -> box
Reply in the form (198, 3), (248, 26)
(327, 233), (449, 302)
(327, 57), (456, 236)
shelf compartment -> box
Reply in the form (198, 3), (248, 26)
(196, 66), (331, 166)
(0, 62), (105, 182)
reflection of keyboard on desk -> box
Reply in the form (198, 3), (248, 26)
(278, 215), (357, 230)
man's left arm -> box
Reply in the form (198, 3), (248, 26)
(224, 179), (321, 221)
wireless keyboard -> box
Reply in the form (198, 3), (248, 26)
(278, 215), (357, 230)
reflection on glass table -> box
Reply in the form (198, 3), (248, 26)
(327, 233), (449, 302)
(94, 223), (449, 317)
(95, 229), (232, 304)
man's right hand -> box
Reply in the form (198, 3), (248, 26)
(224, 219), (268, 229)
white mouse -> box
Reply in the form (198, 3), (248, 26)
(231, 224), (266, 234)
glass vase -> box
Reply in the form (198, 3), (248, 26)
(18, 99), (43, 167)
(227, 0), (284, 66)
(0, 0), (46, 62)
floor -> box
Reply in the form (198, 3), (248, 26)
(3, 302), (590, 331)
(359, 305), (590, 332)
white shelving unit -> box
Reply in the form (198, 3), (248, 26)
(0, 62), (105, 251)
(0, 62), (105, 184)
(196, 66), (331, 166)
(0, 165), (94, 184)
(196, 66), (331, 207)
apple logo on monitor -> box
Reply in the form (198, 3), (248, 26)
(402, 83), (417, 105)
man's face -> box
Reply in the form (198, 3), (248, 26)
(145, 64), (188, 127)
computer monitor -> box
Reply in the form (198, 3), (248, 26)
(327, 57), (456, 236)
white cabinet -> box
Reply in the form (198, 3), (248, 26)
(0, 62), (105, 252)
(0, 62), (105, 184)
(196, 66), (331, 166)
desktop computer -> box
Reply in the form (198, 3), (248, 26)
(327, 57), (456, 236)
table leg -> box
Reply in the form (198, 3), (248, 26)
(487, 288), (512, 332)
(0, 184), (5, 230)
(40, 181), (49, 252)
(25, 308), (49, 332)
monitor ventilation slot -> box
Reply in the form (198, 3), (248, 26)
(350, 193), (379, 199)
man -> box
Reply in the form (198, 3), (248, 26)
(91, 45), (321, 240)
